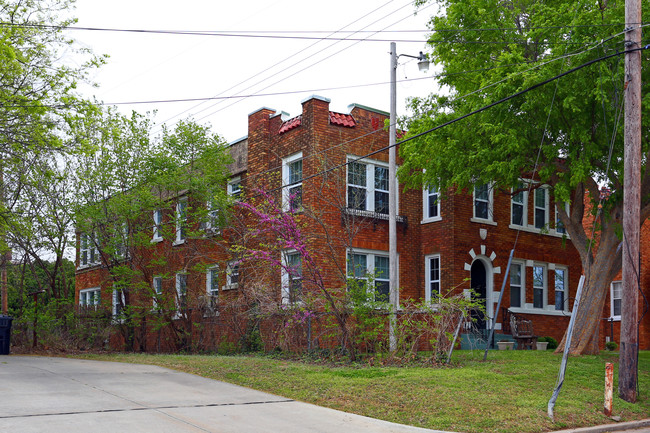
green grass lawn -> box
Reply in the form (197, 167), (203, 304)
(74, 350), (649, 433)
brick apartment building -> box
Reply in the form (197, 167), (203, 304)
(75, 95), (650, 351)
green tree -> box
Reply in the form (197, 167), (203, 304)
(402, 0), (649, 354)
(0, 0), (104, 310)
(71, 106), (232, 351)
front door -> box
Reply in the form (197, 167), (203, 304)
(470, 260), (487, 330)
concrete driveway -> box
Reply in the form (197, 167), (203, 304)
(0, 356), (450, 433)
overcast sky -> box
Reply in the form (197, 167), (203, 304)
(70, 0), (440, 142)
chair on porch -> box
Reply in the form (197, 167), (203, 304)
(509, 313), (537, 350)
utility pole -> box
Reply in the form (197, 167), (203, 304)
(389, 42), (398, 352)
(620, 0), (641, 403)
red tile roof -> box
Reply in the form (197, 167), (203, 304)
(329, 112), (356, 128)
(278, 115), (302, 134)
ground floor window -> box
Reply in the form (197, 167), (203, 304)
(425, 255), (440, 302)
(79, 287), (100, 307)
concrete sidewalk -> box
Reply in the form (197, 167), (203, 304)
(0, 356), (450, 433)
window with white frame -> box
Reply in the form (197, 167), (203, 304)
(153, 209), (163, 241)
(225, 261), (239, 289)
(425, 254), (441, 302)
(282, 252), (302, 303)
(115, 223), (129, 259)
(176, 273), (187, 310)
(532, 264), (546, 308)
(152, 276), (163, 309)
(112, 288), (125, 318)
(282, 152), (303, 212)
(511, 182), (527, 226)
(555, 203), (568, 234)
(510, 262), (523, 308)
(534, 188), (548, 229)
(610, 281), (622, 319)
(423, 186), (440, 221)
(347, 158), (394, 215)
(205, 199), (219, 233)
(473, 183), (493, 221)
(228, 177), (242, 201)
(347, 250), (391, 303)
(175, 199), (188, 244)
(554, 267), (568, 311)
(206, 266), (219, 298)
(79, 233), (100, 266)
(79, 287), (100, 308)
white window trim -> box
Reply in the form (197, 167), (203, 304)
(79, 287), (101, 307)
(532, 263), (547, 309)
(112, 289), (125, 320)
(173, 198), (188, 245)
(507, 184), (570, 238)
(206, 266), (219, 297)
(534, 187), (550, 230)
(555, 202), (570, 235)
(509, 261), (525, 309)
(346, 247), (397, 305)
(281, 250), (303, 304)
(282, 152), (303, 212)
(175, 273), (188, 313)
(346, 155), (399, 215)
(422, 186), (441, 223)
(78, 233), (100, 268)
(152, 209), (163, 243)
(610, 281), (622, 321)
(152, 276), (163, 309)
(510, 183), (528, 227)
(223, 261), (239, 290)
(471, 183), (496, 225)
(424, 254), (441, 302)
(204, 200), (220, 234)
(554, 266), (569, 312)
(228, 176), (242, 201)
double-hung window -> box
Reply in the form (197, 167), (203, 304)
(282, 252), (302, 303)
(610, 281), (622, 319)
(225, 261), (239, 289)
(532, 264), (546, 309)
(205, 199), (219, 233)
(153, 276), (163, 309)
(534, 188), (548, 229)
(80, 233), (99, 266)
(347, 250), (391, 303)
(423, 186), (440, 221)
(282, 153), (303, 212)
(152, 209), (163, 242)
(112, 288), (125, 319)
(79, 287), (100, 308)
(555, 202), (569, 235)
(347, 158), (393, 215)
(176, 273), (187, 311)
(175, 199), (188, 244)
(554, 267), (567, 311)
(473, 183), (493, 222)
(206, 266), (219, 309)
(510, 262), (523, 308)
(425, 254), (441, 302)
(228, 177), (242, 201)
(511, 183), (526, 226)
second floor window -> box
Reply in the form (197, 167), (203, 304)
(80, 233), (99, 266)
(534, 188), (548, 229)
(473, 183), (492, 221)
(283, 153), (303, 212)
(176, 199), (187, 243)
(424, 186), (440, 220)
(347, 158), (393, 215)
(153, 209), (163, 241)
(511, 183), (526, 226)
(228, 177), (242, 200)
(79, 287), (101, 308)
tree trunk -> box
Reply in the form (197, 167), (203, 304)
(556, 233), (621, 355)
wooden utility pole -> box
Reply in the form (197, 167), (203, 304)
(620, 0), (641, 403)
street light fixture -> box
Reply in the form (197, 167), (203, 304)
(388, 42), (429, 352)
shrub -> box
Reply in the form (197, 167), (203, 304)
(605, 341), (618, 351)
(538, 336), (558, 350)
